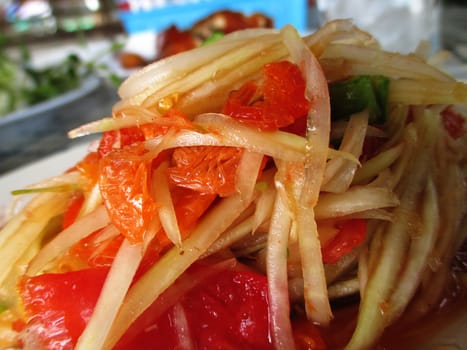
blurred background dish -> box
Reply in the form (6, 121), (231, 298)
(315, 0), (440, 54)
(49, 0), (117, 33)
(115, 0), (307, 35)
(440, 0), (467, 61)
(0, 74), (100, 127)
(0, 140), (90, 226)
(0, 73), (115, 174)
(0, 0), (309, 176)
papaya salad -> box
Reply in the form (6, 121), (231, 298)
(1, 19), (467, 349)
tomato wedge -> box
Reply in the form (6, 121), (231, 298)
(62, 192), (84, 229)
(19, 268), (109, 350)
(293, 319), (327, 350)
(321, 219), (367, 264)
(99, 145), (159, 244)
(98, 126), (146, 157)
(67, 229), (124, 268)
(171, 186), (217, 234)
(18, 262), (274, 350)
(223, 60), (310, 131)
(74, 152), (101, 189)
(168, 146), (244, 197)
(116, 262), (273, 350)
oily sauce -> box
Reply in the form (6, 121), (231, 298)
(293, 271), (467, 349)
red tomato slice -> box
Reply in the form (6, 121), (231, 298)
(321, 219), (367, 264)
(98, 119), (188, 158)
(167, 146), (244, 197)
(171, 186), (217, 234)
(73, 127), (152, 190)
(74, 152), (101, 189)
(66, 229), (124, 268)
(19, 267), (109, 350)
(97, 111), (193, 245)
(134, 189), (216, 279)
(62, 192), (85, 229)
(98, 126), (146, 157)
(282, 115), (308, 137)
(64, 227), (171, 278)
(77, 113), (190, 188)
(116, 263), (273, 350)
(184, 269), (271, 349)
(18, 262), (275, 350)
(293, 319), (327, 350)
(99, 145), (159, 244)
(223, 61), (310, 131)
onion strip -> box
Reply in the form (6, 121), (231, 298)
(118, 28), (279, 100)
(320, 44), (453, 82)
(389, 79), (467, 105)
(68, 105), (193, 138)
(352, 142), (404, 185)
(235, 150), (264, 202)
(140, 34), (282, 109)
(153, 161), (182, 248)
(26, 205), (110, 275)
(314, 186), (399, 220)
(322, 111), (369, 192)
(266, 177), (296, 349)
(346, 111), (437, 350)
(385, 176), (439, 320)
(75, 240), (144, 350)
(0, 192), (70, 285)
(282, 25), (332, 325)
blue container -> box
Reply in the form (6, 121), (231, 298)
(117, 0), (308, 34)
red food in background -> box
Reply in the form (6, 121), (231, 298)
(119, 10), (274, 68)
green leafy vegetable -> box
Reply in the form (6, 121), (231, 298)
(329, 75), (390, 124)
(22, 54), (85, 104)
(201, 31), (225, 46)
(0, 303), (7, 314)
(11, 184), (81, 195)
(0, 39), (124, 117)
(0, 34), (25, 115)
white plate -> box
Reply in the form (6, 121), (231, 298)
(445, 63), (467, 82)
(0, 141), (91, 211)
(0, 75), (101, 127)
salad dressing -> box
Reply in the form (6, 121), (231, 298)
(294, 271), (467, 349)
